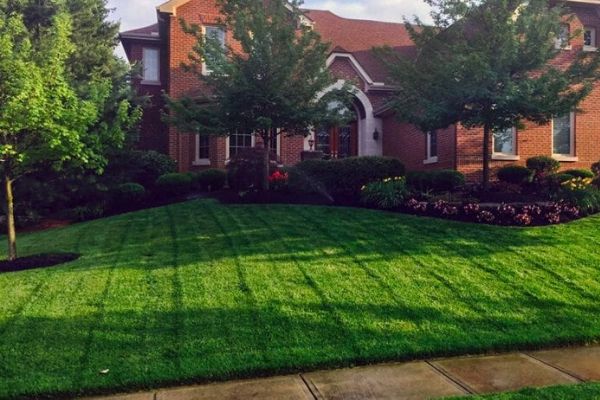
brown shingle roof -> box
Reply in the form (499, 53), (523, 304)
(120, 23), (160, 39)
(305, 10), (415, 84)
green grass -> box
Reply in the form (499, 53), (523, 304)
(2, 199), (600, 398)
(446, 383), (600, 399)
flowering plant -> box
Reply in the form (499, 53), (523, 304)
(361, 177), (409, 210)
(562, 177), (594, 191)
(269, 170), (289, 192)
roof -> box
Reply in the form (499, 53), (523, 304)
(305, 10), (415, 85)
(120, 23), (160, 40)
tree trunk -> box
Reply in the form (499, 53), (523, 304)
(262, 131), (271, 191)
(4, 174), (17, 261)
(482, 125), (491, 191)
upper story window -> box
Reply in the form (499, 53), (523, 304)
(493, 127), (517, 159)
(203, 26), (226, 75)
(424, 130), (438, 164)
(142, 48), (160, 83)
(584, 27), (597, 51)
(552, 113), (575, 158)
(555, 24), (571, 49)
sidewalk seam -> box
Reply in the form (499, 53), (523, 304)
(522, 352), (586, 383)
(299, 374), (322, 400)
(426, 360), (476, 395)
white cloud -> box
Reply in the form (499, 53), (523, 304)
(108, 0), (432, 58)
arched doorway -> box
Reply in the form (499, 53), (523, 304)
(315, 103), (359, 159)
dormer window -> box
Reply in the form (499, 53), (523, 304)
(584, 27), (596, 51)
(142, 48), (160, 83)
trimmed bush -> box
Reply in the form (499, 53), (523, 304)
(155, 173), (193, 197)
(193, 169), (227, 192)
(497, 165), (532, 185)
(227, 148), (278, 191)
(563, 169), (595, 179)
(296, 156), (405, 200)
(361, 177), (409, 210)
(406, 170), (465, 193)
(526, 156), (560, 176)
(105, 150), (177, 188)
(559, 187), (600, 215)
(113, 183), (146, 206)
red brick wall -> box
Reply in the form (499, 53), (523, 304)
(126, 42), (169, 154)
(382, 115), (456, 172)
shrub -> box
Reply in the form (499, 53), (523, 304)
(193, 169), (227, 192)
(155, 173), (193, 197)
(268, 170), (289, 192)
(592, 161), (600, 176)
(559, 187), (600, 215)
(526, 156), (560, 177)
(360, 177), (409, 210)
(296, 156), (405, 200)
(496, 165), (532, 185)
(227, 148), (278, 192)
(563, 169), (595, 179)
(106, 150), (177, 188)
(69, 204), (107, 222)
(406, 170), (465, 193)
(113, 183), (146, 206)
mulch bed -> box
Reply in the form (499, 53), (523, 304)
(0, 253), (81, 274)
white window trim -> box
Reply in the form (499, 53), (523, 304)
(202, 25), (226, 76)
(225, 133), (256, 161)
(141, 47), (160, 84)
(492, 127), (520, 161)
(423, 131), (438, 164)
(552, 112), (578, 162)
(584, 27), (597, 52)
(555, 24), (572, 50)
(193, 134), (211, 166)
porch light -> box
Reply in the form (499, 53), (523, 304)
(308, 139), (315, 151)
(373, 129), (380, 141)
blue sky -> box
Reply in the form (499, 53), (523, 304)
(107, 0), (432, 58)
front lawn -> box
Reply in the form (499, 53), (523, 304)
(2, 199), (600, 398)
(446, 383), (600, 399)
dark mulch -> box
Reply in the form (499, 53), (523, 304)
(0, 253), (81, 274)
(211, 190), (334, 205)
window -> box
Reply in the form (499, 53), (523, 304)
(269, 134), (279, 156)
(584, 27), (596, 51)
(194, 135), (210, 165)
(553, 113), (575, 157)
(229, 130), (253, 158)
(424, 131), (438, 164)
(142, 48), (160, 83)
(203, 26), (226, 75)
(493, 127), (517, 159)
(555, 24), (570, 49)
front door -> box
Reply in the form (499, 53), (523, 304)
(316, 122), (358, 159)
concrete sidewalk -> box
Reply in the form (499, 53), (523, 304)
(86, 345), (600, 400)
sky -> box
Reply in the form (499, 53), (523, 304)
(107, 0), (432, 58)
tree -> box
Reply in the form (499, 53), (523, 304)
(1, 0), (142, 156)
(377, 0), (600, 188)
(166, 0), (352, 190)
(0, 11), (104, 260)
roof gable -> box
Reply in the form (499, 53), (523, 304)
(157, 0), (191, 15)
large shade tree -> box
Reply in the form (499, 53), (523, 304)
(0, 11), (105, 260)
(166, 0), (352, 190)
(377, 0), (600, 188)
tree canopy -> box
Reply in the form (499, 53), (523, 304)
(377, 0), (600, 186)
(166, 0), (352, 189)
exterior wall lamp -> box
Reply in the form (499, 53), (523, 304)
(373, 129), (380, 141)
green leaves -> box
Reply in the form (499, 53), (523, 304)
(379, 0), (600, 134)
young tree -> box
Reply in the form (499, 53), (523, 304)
(0, 12), (104, 260)
(1, 0), (142, 154)
(166, 0), (351, 190)
(377, 0), (600, 188)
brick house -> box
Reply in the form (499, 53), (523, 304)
(120, 0), (600, 180)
